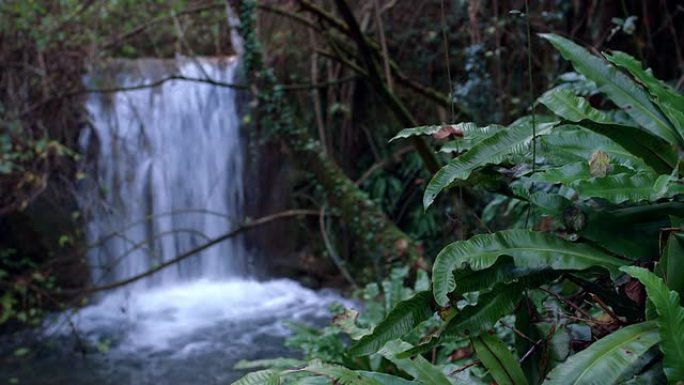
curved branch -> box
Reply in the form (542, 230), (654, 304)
(72, 209), (321, 293)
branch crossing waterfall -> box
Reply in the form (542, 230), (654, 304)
(1, 58), (345, 385)
(83, 57), (249, 286)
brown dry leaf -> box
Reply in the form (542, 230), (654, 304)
(624, 278), (645, 305)
(432, 124), (464, 140)
(589, 150), (611, 177)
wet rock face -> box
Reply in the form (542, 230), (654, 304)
(0, 182), (90, 313)
(234, 63), (303, 280)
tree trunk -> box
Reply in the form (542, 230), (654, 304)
(234, 0), (423, 282)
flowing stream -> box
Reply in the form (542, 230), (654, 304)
(0, 57), (342, 385)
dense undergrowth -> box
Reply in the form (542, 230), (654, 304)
(232, 32), (684, 385)
(1, 1), (684, 383)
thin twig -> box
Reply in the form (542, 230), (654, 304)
(539, 287), (597, 323)
(588, 293), (624, 325)
(372, 0), (393, 91)
(319, 205), (358, 288)
(67, 210), (321, 293)
(524, 0), (537, 229)
(102, 2), (226, 50)
(449, 361), (480, 375)
(355, 146), (413, 185)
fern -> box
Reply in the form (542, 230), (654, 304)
(231, 369), (281, 385)
(432, 230), (626, 307)
(605, 51), (684, 139)
(349, 291), (433, 357)
(540, 127), (652, 171)
(378, 340), (455, 385)
(539, 33), (679, 145)
(543, 321), (660, 385)
(472, 333), (528, 385)
(424, 118), (556, 208)
(442, 284), (522, 338)
(391, 123), (475, 141)
(622, 267), (684, 383)
(539, 88), (612, 124)
(299, 361), (384, 385)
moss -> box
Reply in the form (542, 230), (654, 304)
(237, 0), (422, 282)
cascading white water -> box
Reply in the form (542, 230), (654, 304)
(80, 57), (247, 288)
(0, 57), (348, 385)
(72, 54), (346, 351)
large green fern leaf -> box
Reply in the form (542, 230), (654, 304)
(622, 267), (684, 383)
(432, 230), (626, 307)
(348, 291), (433, 357)
(472, 333), (528, 385)
(378, 340), (458, 385)
(539, 33), (679, 146)
(424, 119), (556, 208)
(543, 321), (659, 385)
(231, 369), (281, 385)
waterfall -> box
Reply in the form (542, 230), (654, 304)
(80, 57), (246, 289)
(0, 57), (347, 384)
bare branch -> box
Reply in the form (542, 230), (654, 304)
(70, 209), (321, 293)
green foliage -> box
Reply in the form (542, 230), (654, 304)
(440, 281), (524, 338)
(349, 291), (433, 357)
(284, 322), (347, 364)
(236, 31), (684, 385)
(622, 267), (684, 383)
(656, 233), (684, 300)
(0, 248), (58, 326)
(432, 230), (625, 307)
(472, 333), (527, 385)
(378, 340), (454, 385)
(539, 34), (679, 145)
(543, 322), (660, 385)
(423, 117), (556, 208)
(232, 369), (281, 385)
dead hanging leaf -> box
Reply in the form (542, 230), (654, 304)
(537, 216), (555, 232)
(589, 150), (611, 177)
(332, 308), (370, 340)
(432, 124), (464, 140)
(395, 238), (409, 256)
(449, 346), (473, 361)
(624, 278), (645, 306)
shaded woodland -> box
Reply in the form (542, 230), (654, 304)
(1, 1), (684, 384)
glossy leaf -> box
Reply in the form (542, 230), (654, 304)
(605, 51), (684, 137)
(378, 340), (455, 385)
(391, 123), (476, 141)
(439, 124), (505, 153)
(540, 33), (679, 145)
(580, 202), (684, 260)
(441, 283), (523, 338)
(543, 321), (660, 385)
(298, 360), (384, 385)
(349, 291), (433, 357)
(358, 371), (418, 385)
(451, 256), (548, 295)
(574, 120), (676, 174)
(231, 369), (281, 385)
(472, 333), (528, 385)
(573, 172), (670, 204)
(622, 267), (684, 383)
(424, 119), (556, 208)
(657, 233), (684, 301)
(539, 88), (612, 123)
(540, 127), (651, 171)
(432, 230), (626, 307)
